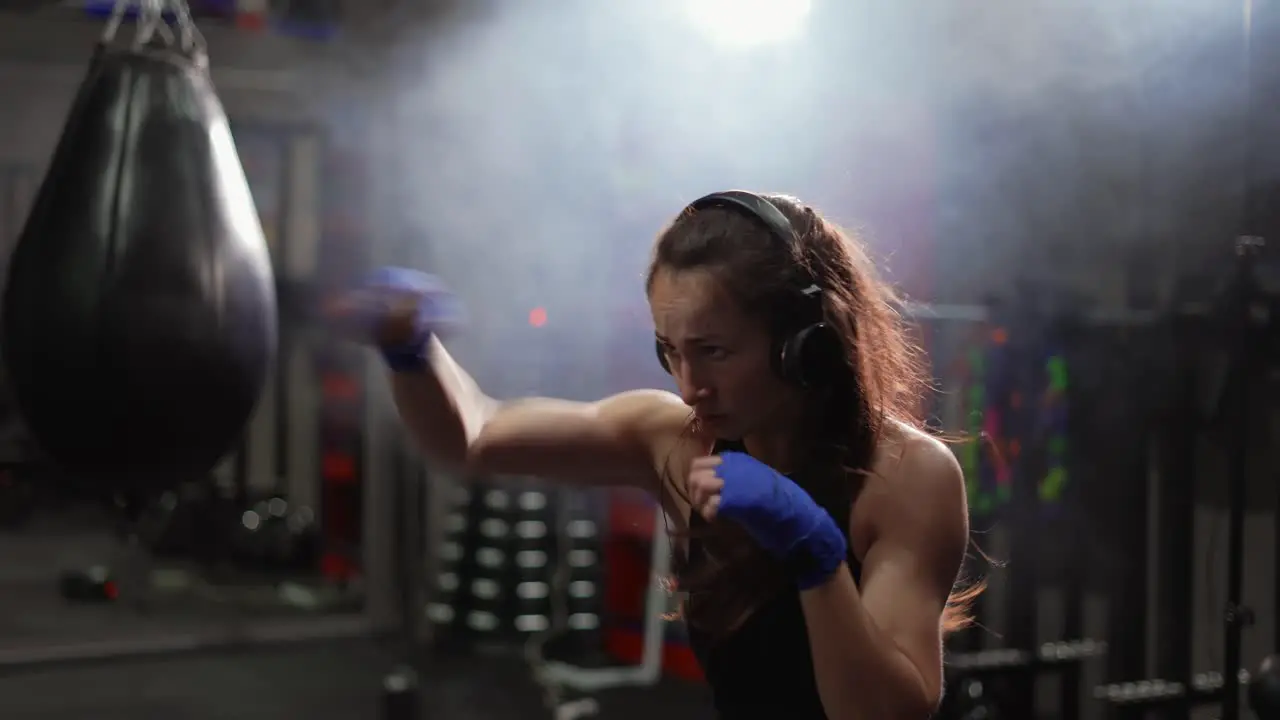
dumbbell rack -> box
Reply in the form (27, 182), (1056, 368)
(940, 640), (1108, 719)
(948, 639), (1109, 675)
(425, 477), (606, 655)
(1096, 668), (1256, 714)
(429, 480), (556, 646)
(418, 473), (665, 718)
(533, 505), (671, 692)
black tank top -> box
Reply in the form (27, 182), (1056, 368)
(684, 440), (862, 719)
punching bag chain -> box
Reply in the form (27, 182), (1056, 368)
(102, 0), (206, 56)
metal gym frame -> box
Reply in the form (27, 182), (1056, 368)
(911, 240), (1277, 720)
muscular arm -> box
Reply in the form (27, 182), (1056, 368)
(389, 337), (494, 469)
(799, 433), (969, 720)
(390, 337), (688, 489)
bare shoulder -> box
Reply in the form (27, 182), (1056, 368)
(863, 420), (968, 549)
(876, 421), (965, 491)
(597, 389), (705, 520)
(595, 388), (700, 477)
(594, 389), (692, 440)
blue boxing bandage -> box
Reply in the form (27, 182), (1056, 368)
(337, 267), (466, 373)
(714, 451), (848, 590)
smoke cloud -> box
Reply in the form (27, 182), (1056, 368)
(355, 0), (1259, 395)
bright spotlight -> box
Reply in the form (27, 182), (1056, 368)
(684, 0), (813, 50)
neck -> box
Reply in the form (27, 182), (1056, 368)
(742, 430), (796, 474)
(742, 400), (806, 473)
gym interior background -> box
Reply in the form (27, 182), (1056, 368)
(0, 1), (1276, 719)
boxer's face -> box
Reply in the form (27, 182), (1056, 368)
(649, 267), (800, 440)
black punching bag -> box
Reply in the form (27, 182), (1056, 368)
(2, 42), (276, 492)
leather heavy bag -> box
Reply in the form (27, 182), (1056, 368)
(2, 43), (276, 491)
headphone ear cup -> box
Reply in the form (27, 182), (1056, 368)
(778, 323), (843, 387)
(655, 338), (672, 374)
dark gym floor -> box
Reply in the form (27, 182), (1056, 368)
(0, 521), (711, 720)
(0, 640), (711, 720)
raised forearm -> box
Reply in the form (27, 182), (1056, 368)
(390, 337), (497, 470)
(799, 568), (934, 720)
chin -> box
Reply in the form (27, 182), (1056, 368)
(700, 415), (744, 440)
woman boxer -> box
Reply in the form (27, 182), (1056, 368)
(334, 191), (978, 720)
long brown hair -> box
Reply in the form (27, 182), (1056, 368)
(645, 193), (982, 639)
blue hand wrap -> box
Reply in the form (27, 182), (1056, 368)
(714, 451), (848, 590)
(348, 267), (465, 374)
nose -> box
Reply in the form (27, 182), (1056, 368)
(674, 362), (711, 407)
(679, 385), (711, 408)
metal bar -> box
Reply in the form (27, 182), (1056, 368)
(273, 130), (293, 489)
(1060, 372), (1086, 720)
(396, 431), (428, 646)
(539, 506), (669, 691)
(1221, 343), (1250, 720)
(0, 615), (374, 674)
(1111, 424), (1153, 684)
(1001, 331), (1042, 719)
(900, 301), (1211, 327)
(1153, 347), (1196, 720)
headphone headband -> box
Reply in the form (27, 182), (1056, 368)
(687, 190), (799, 249)
(686, 190), (820, 296)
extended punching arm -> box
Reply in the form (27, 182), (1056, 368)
(330, 268), (486, 470)
(389, 339), (498, 470)
(333, 268), (678, 488)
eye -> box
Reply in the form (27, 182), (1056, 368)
(702, 346), (728, 361)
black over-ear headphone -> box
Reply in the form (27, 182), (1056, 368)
(654, 190), (844, 389)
